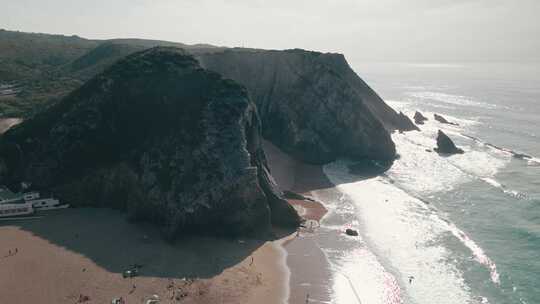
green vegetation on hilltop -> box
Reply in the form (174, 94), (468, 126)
(0, 30), (222, 118)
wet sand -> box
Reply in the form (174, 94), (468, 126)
(0, 208), (289, 304)
(263, 140), (334, 304)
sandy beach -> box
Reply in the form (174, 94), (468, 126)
(0, 208), (290, 304)
(263, 140), (334, 304)
(0, 140), (332, 304)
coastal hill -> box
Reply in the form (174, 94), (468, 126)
(0, 30), (222, 116)
(0, 47), (299, 237)
(0, 30), (416, 164)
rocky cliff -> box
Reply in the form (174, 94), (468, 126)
(1, 30), (411, 166)
(197, 49), (415, 164)
(0, 47), (299, 237)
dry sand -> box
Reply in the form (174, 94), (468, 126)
(262, 140), (333, 194)
(0, 209), (290, 304)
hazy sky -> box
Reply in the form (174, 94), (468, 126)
(2, 0), (540, 64)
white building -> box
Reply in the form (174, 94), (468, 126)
(0, 186), (68, 217)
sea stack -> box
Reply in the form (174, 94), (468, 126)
(434, 130), (464, 154)
(414, 111), (428, 125)
(0, 47), (300, 238)
(434, 113), (459, 126)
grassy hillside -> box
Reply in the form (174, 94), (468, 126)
(0, 30), (222, 118)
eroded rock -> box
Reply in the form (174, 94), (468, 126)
(0, 47), (300, 238)
(434, 130), (464, 155)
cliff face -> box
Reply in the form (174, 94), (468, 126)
(1, 30), (410, 166)
(0, 47), (299, 237)
(197, 49), (414, 164)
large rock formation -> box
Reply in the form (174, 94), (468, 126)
(1, 29), (413, 166)
(434, 130), (464, 154)
(2, 29), (412, 167)
(414, 111), (428, 125)
(197, 49), (415, 164)
(0, 47), (299, 237)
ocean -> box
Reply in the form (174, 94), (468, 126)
(313, 62), (540, 304)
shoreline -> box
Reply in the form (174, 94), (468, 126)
(264, 140), (335, 304)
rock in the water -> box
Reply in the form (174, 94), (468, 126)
(434, 130), (464, 154)
(197, 49), (406, 164)
(414, 111), (428, 125)
(345, 228), (359, 236)
(0, 47), (300, 238)
(396, 111), (419, 131)
(434, 113), (459, 126)
(512, 152), (531, 160)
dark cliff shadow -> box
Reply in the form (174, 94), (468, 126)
(347, 158), (394, 179)
(291, 157), (395, 194)
(291, 161), (335, 194)
(1, 208), (287, 280)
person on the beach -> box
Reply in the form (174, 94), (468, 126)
(305, 293), (310, 303)
(129, 284), (137, 294)
(408, 276), (415, 284)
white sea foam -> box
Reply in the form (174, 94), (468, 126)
(390, 132), (467, 193)
(481, 178), (527, 199)
(448, 150), (508, 178)
(323, 163), (476, 304)
(389, 116), (510, 196)
(528, 157), (540, 166)
(444, 220), (501, 285)
(320, 116), (510, 303)
(481, 177), (503, 188)
(311, 191), (404, 304)
(331, 246), (403, 304)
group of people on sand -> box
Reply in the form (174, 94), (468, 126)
(296, 219), (320, 237)
(4, 247), (18, 257)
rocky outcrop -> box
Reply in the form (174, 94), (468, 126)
(0, 47), (300, 238)
(1, 29), (411, 167)
(434, 113), (459, 126)
(345, 229), (359, 236)
(414, 111), (428, 125)
(434, 130), (464, 154)
(197, 49), (412, 164)
(396, 112), (419, 131)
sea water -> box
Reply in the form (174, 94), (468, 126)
(315, 62), (540, 304)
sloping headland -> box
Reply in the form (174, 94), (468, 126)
(0, 30), (417, 303)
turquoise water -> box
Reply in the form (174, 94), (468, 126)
(315, 62), (539, 304)
(361, 62), (540, 304)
